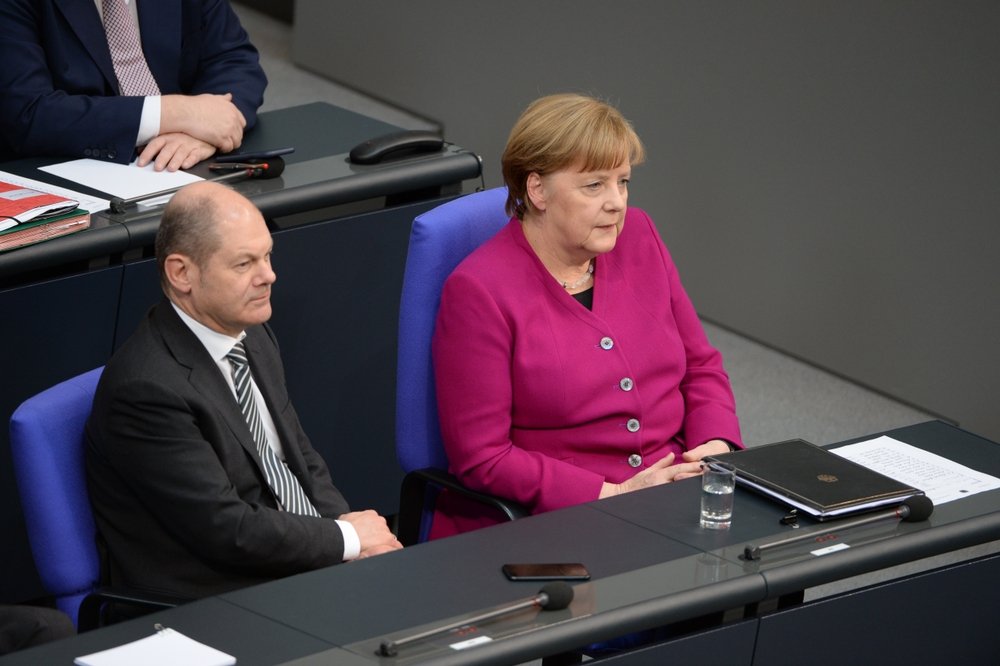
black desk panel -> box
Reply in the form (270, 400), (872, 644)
(2, 424), (997, 664)
(222, 503), (765, 665)
(338, 574), (762, 666)
(114, 259), (159, 349)
(221, 504), (704, 645)
(754, 552), (1000, 666)
(0, 267), (122, 602)
(594, 619), (758, 666)
(265, 198), (450, 514)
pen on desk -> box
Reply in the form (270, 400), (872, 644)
(208, 162), (261, 171)
(110, 157), (286, 213)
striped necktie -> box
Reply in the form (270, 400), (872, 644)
(101, 0), (161, 96)
(226, 341), (320, 517)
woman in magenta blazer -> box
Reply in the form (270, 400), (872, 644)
(430, 94), (743, 538)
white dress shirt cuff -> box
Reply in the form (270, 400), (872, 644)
(336, 519), (361, 561)
(135, 96), (162, 147)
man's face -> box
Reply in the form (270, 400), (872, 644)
(186, 200), (276, 337)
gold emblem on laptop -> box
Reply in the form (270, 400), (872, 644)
(817, 474), (839, 483)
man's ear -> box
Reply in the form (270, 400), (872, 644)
(525, 172), (546, 212)
(163, 254), (194, 294)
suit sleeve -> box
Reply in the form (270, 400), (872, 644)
(0, 0), (145, 162)
(0, 0), (266, 162)
(174, 0), (267, 131)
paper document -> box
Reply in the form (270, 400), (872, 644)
(74, 626), (235, 666)
(40, 159), (202, 200)
(0, 169), (108, 214)
(831, 435), (1000, 505)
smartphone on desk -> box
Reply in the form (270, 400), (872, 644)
(502, 563), (591, 581)
(213, 147), (295, 163)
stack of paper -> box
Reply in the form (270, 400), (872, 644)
(0, 180), (79, 231)
(74, 627), (236, 666)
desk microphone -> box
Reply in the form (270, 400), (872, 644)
(108, 157), (286, 214)
(743, 495), (934, 561)
(377, 581), (574, 658)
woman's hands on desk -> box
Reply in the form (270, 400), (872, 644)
(681, 439), (733, 464)
(598, 440), (734, 499)
(598, 452), (704, 499)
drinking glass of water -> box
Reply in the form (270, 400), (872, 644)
(700, 461), (736, 529)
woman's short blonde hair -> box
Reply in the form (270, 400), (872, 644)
(501, 93), (645, 218)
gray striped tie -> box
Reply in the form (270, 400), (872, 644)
(227, 341), (320, 517)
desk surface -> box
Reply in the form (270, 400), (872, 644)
(0, 102), (479, 285)
(4, 420), (998, 665)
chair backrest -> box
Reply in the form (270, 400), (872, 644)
(396, 187), (509, 472)
(9, 367), (104, 628)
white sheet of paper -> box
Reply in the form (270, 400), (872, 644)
(74, 627), (235, 666)
(0, 169), (108, 214)
(830, 435), (1000, 505)
(40, 159), (202, 200)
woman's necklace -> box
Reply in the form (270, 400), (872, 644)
(561, 259), (594, 290)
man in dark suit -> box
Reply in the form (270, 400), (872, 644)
(85, 181), (402, 600)
(0, 0), (266, 170)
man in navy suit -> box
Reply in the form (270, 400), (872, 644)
(85, 181), (402, 600)
(0, 0), (267, 171)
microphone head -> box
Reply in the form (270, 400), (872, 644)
(537, 581), (574, 611)
(248, 156), (286, 179)
(901, 494), (934, 522)
(109, 197), (128, 214)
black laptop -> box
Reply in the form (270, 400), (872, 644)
(705, 438), (923, 520)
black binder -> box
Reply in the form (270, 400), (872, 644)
(705, 438), (923, 520)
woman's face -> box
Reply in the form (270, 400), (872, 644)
(527, 161), (631, 259)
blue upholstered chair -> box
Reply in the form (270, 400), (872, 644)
(9, 367), (177, 629)
(10, 368), (104, 628)
(395, 188), (528, 545)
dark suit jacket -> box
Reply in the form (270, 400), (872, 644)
(86, 300), (350, 599)
(0, 0), (267, 163)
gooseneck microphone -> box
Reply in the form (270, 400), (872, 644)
(108, 157), (286, 214)
(744, 494), (934, 561)
(377, 581), (574, 658)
